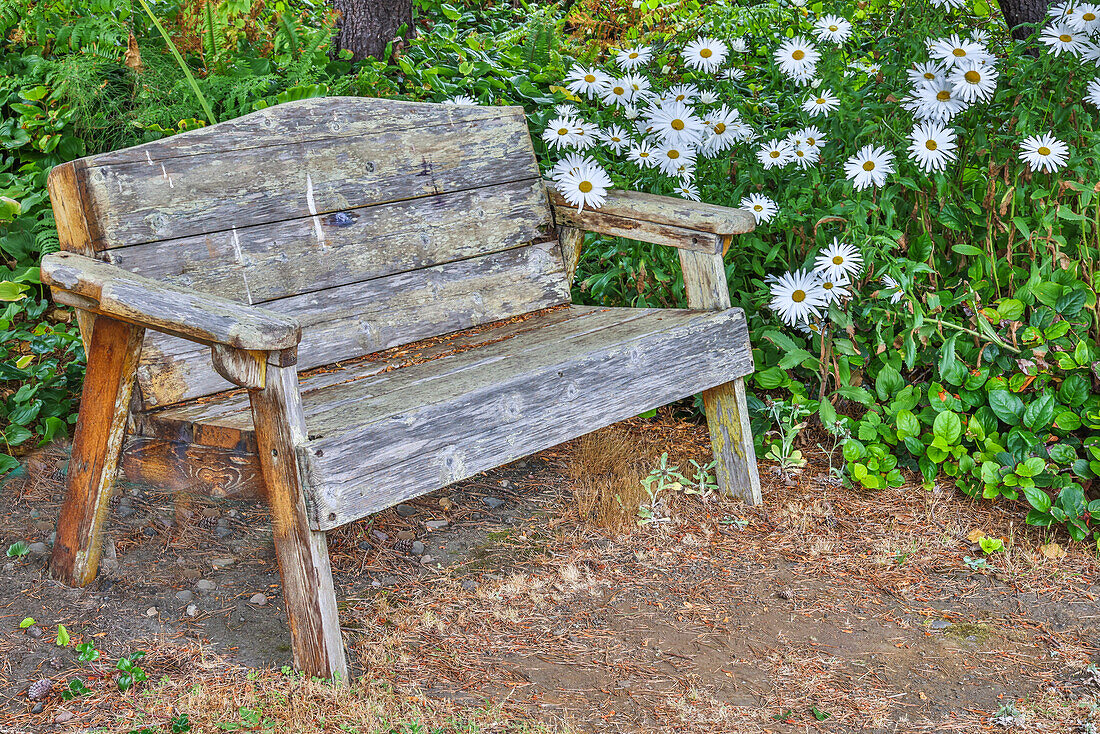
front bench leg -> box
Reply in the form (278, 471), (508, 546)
(52, 314), (145, 586)
(249, 361), (348, 682)
(678, 249), (762, 505)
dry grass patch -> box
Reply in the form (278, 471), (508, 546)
(564, 428), (648, 533)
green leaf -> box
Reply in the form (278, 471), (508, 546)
(1074, 339), (1091, 366)
(19, 617), (35, 629)
(818, 399), (838, 431)
(56, 624), (70, 646)
(1059, 373), (1090, 407)
(1054, 411), (1082, 431)
(754, 366), (787, 390)
(996, 298), (1024, 321)
(875, 365), (904, 402)
(895, 409), (920, 438)
(979, 537), (1004, 554)
(933, 410), (962, 445)
(440, 3), (462, 19)
(1022, 485), (1051, 512)
(7, 541), (28, 558)
(1023, 394), (1056, 432)
(1017, 457), (1046, 477)
(837, 385), (874, 407)
(811, 706), (831, 721)
(1055, 289), (1086, 316)
(0, 281), (29, 301)
(988, 390), (1023, 426)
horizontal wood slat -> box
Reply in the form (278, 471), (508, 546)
(83, 110), (537, 249)
(547, 187), (755, 237)
(135, 239), (571, 407)
(299, 307), (752, 529)
(106, 179), (552, 303)
(551, 205), (723, 253)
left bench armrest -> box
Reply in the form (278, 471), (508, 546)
(547, 187), (755, 254)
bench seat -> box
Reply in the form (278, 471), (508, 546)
(140, 305), (751, 530)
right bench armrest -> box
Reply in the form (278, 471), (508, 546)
(41, 252), (301, 351)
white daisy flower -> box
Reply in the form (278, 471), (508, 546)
(555, 160), (613, 212)
(572, 119), (600, 149)
(728, 120), (756, 142)
(906, 80), (969, 122)
(550, 152), (591, 181)
(814, 15), (853, 43)
(725, 67), (746, 81)
(948, 60), (999, 103)
(564, 67), (608, 99)
(599, 79), (635, 107)
(697, 90), (720, 105)
(786, 130), (809, 149)
(1079, 40), (1100, 66)
(730, 38), (749, 53)
(615, 46), (653, 70)
(683, 37), (728, 72)
(881, 275), (905, 304)
(553, 103), (580, 117)
(1019, 133), (1070, 173)
(844, 144), (895, 190)
(1086, 78), (1100, 107)
(929, 34), (992, 67)
(796, 319), (829, 337)
(797, 125), (826, 149)
(675, 182), (701, 201)
(770, 269), (828, 326)
(653, 143), (698, 177)
(908, 122), (958, 173)
(622, 104), (641, 120)
(444, 95), (478, 105)
(802, 90), (840, 116)
(700, 106), (741, 156)
(774, 36), (821, 79)
(815, 273), (852, 304)
(813, 240), (864, 281)
(1069, 3), (1100, 32)
(673, 161), (696, 180)
(627, 141), (656, 168)
(621, 74), (652, 103)
(791, 144), (818, 169)
(543, 116), (580, 150)
(667, 83), (699, 103)
(1049, 1), (1080, 20)
(1040, 23), (1088, 56)
(931, 0), (968, 9)
(970, 29), (991, 43)
(907, 61), (947, 87)
(600, 125), (630, 153)
(741, 193), (779, 223)
(757, 139), (795, 169)
(647, 100), (706, 147)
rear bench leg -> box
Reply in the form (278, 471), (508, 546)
(249, 362), (348, 682)
(52, 314), (144, 586)
(678, 248), (762, 505)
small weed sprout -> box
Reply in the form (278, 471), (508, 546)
(6, 540), (29, 558)
(638, 453), (683, 526)
(763, 399), (810, 475)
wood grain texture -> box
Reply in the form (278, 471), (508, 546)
(82, 110), (537, 249)
(551, 202), (723, 253)
(678, 249), (761, 505)
(51, 316), (145, 586)
(547, 187), (755, 236)
(297, 307), (752, 530)
(249, 364), (347, 681)
(104, 179), (553, 304)
(121, 436), (263, 499)
(558, 226), (585, 287)
(211, 345), (267, 389)
(136, 239), (570, 407)
(42, 252), (301, 351)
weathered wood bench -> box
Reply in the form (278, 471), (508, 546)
(40, 97), (759, 681)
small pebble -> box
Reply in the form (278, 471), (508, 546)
(227, 510), (239, 518)
(55, 711), (73, 723)
(438, 497), (455, 510)
(186, 604), (198, 617)
(145, 607), (158, 617)
(777, 588), (793, 600)
(27, 542), (48, 556)
(117, 503), (136, 519)
(396, 530), (415, 541)
(211, 557), (235, 568)
(356, 541), (373, 552)
(410, 541), (425, 555)
(175, 590), (193, 602)
(31, 702), (44, 714)
(182, 568), (201, 580)
(28, 509), (40, 519)
(3, 561), (14, 572)
(461, 578), (478, 592)
(142, 527), (157, 537)
(249, 593), (268, 606)
(195, 580), (216, 592)
(47, 531), (56, 547)
(371, 530), (388, 543)
(24, 625), (43, 639)
(929, 619), (952, 630)
(481, 497), (504, 509)
(214, 526), (233, 539)
(395, 504), (417, 517)
(421, 554), (434, 563)
(500, 480), (511, 489)
(425, 519), (448, 530)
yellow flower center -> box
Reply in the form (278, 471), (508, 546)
(926, 139), (938, 150)
(792, 290), (806, 303)
(792, 49), (806, 60)
(676, 94), (686, 101)
(700, 48), (713, 58)
(629, 52), (639, 59)
(863, 161), (876, 171)
(1038, 146), (1051, 156)
(668, 150), (680, 159)
(832, 255), (844, 264)
(584, 74), (596, 83)
(671, 119), (685, 130)
(816, 97), (826, 104)
(823, 281), (834, 290)
(796, 149), (805, 156)
(579, 181), (593, 193)
(829, 24), (838, 31)
(753, 205), (763, 211)
(1059, 33), (1072, 42)
(924, 71), (936, 79)
(964, 70), (981, 83)
(639, 151), (649, 157)
(558, 127), (569, 135)
(807, 137), (816, 145)
(937, 90), (951, 101)
(714, 123), (727, 134)
(1085, 12), (1097, 20)
(770, 150), (781, 158)
(613, 86), (625, 95)
(952, 48), (966, 57)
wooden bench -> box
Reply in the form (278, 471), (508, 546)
(40, 97), (760, 681)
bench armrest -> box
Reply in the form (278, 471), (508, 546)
(547, 187), (755, 254)
(41, 252), (302, 351)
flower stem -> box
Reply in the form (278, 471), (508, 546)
(925, 317), (1021, 354)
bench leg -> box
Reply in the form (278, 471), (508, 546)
(250, 363), (348, 682)
(701, 377), (762, 505)
(52, 315), (145, 586)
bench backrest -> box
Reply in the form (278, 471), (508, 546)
(50, 98), (568, 408)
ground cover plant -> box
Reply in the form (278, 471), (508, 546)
(0, 0), (1098, 556)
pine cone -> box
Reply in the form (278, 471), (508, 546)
(27, 678), (52, 701)
(394, 538), (412, 554)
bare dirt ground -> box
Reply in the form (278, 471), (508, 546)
(1, 414), (1099, 733)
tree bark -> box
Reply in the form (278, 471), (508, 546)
(331, 0), (413, 61)
(997, 0), (1050, 41)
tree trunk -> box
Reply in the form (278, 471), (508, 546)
(332, 0), (413, 61)
(997, 0), (1050, 41)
